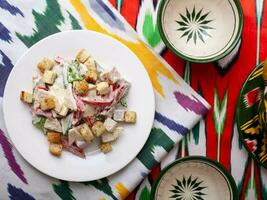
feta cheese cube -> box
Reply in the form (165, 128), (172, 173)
(113, 110), (125, 122)
(96, 82), (110, 95)
(124, 111), (137, 123)
(44, 118), (62, 133)
(92, 121), (106, 137)
(37, 58), (55, 73)
(42, 70), (57, 84)
(104, 118), (117, 132)
(76, 49), (90, 63)
(77, 123), (94, 142)
(99, 143), (112, 153)
(20, 91), (33, 103)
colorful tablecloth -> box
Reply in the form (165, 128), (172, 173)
(113, 0), (267, 200)
(0, 0), (210, 200)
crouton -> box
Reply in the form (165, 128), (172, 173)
(99, 143), (112, 153)
(78, 123), (94, 142)
(84, 57), (96, 71)
(124, 111), (137, 123)
(113, 110), (125, 122)
(76, 49), (90, 63)
(92, 121), (106, 137)
(74, 80), (89, 95)
(20, 91), (33, 104)
(40, 97), (55, 111)
(96, 82), (110, 95)
(49, 143), (63, 157)
(104, 118), (117, 132)
(85, 70), (97, 84)
(47, 132), (61, 143)
(37, 58), (55, 73)
(42, 70), (57, 85)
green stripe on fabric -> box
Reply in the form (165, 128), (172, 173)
(53, 181), (76, 200)
(16, 0), (64, 47)
(142, 11), (161, 48)
(68, 11), (82, 29)
(84, 178), (118, 200)
(137, 128), (175, 170)
(139, 186), (150, 200)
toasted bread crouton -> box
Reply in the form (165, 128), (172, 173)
(74, 80), (89, 95)
(37, 58), (55, 73)
(96, 82), (110, 95)
(20, 91), (33, 104)
(76, 49), (90, 63)
(78, 123), (94, 142)
(47, 132), (61, 143)
(49, 143), (63, 157)
(42, 70), (57, 85)
(104, 118), (117, 132)
(40, 97), (55, 111)
(84, 57), (96, 71)
(124, 111), (136, 123)
(92, 121), (106, 137)
(99, 143), (112, 153)
(85, 70), (97, 84)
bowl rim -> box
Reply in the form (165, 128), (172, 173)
(150, 156), (239, 200)
(157, 0), (244, 63)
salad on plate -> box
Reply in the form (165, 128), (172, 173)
(20, 49), (137, 158)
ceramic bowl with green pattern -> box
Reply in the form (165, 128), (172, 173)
(157, 0), (243, 63)
(151, 156), (238, 200)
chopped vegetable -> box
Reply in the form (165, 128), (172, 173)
(32, 116), (47, 133)
(67, 61), (83, 83)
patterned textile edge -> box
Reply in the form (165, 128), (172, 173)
(0, 0), (210, 199)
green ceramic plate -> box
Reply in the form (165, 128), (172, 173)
(236, 62), (267, 168)
(157, 0), (243, 63)
(150, 156), (238, 200)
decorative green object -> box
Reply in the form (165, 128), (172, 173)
(176, 6), (214, 44)
(157, 0), (243, 63)
(150, 156), (238, 200)
(237, 62), (267, 168)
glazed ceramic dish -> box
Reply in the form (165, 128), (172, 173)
(3, 30), (155, 181)
(157, 0), (243, 63)
(151, 156), (238, 200)
(237, 63), (267, 168)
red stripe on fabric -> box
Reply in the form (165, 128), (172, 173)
(240, 159), (252, 200)
(108, 0), (116, 8)
(254, 164), (263, 200)
(162, 49), (185, 76)
(260, 0), (267, 61)
(150, 163), (161, 181)
(120, 0), (140, 28)
(126, 192), (135, 200)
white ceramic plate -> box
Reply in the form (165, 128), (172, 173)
(3, 30), (155, 182)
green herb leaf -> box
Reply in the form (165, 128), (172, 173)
(32, 116), (47, 134)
